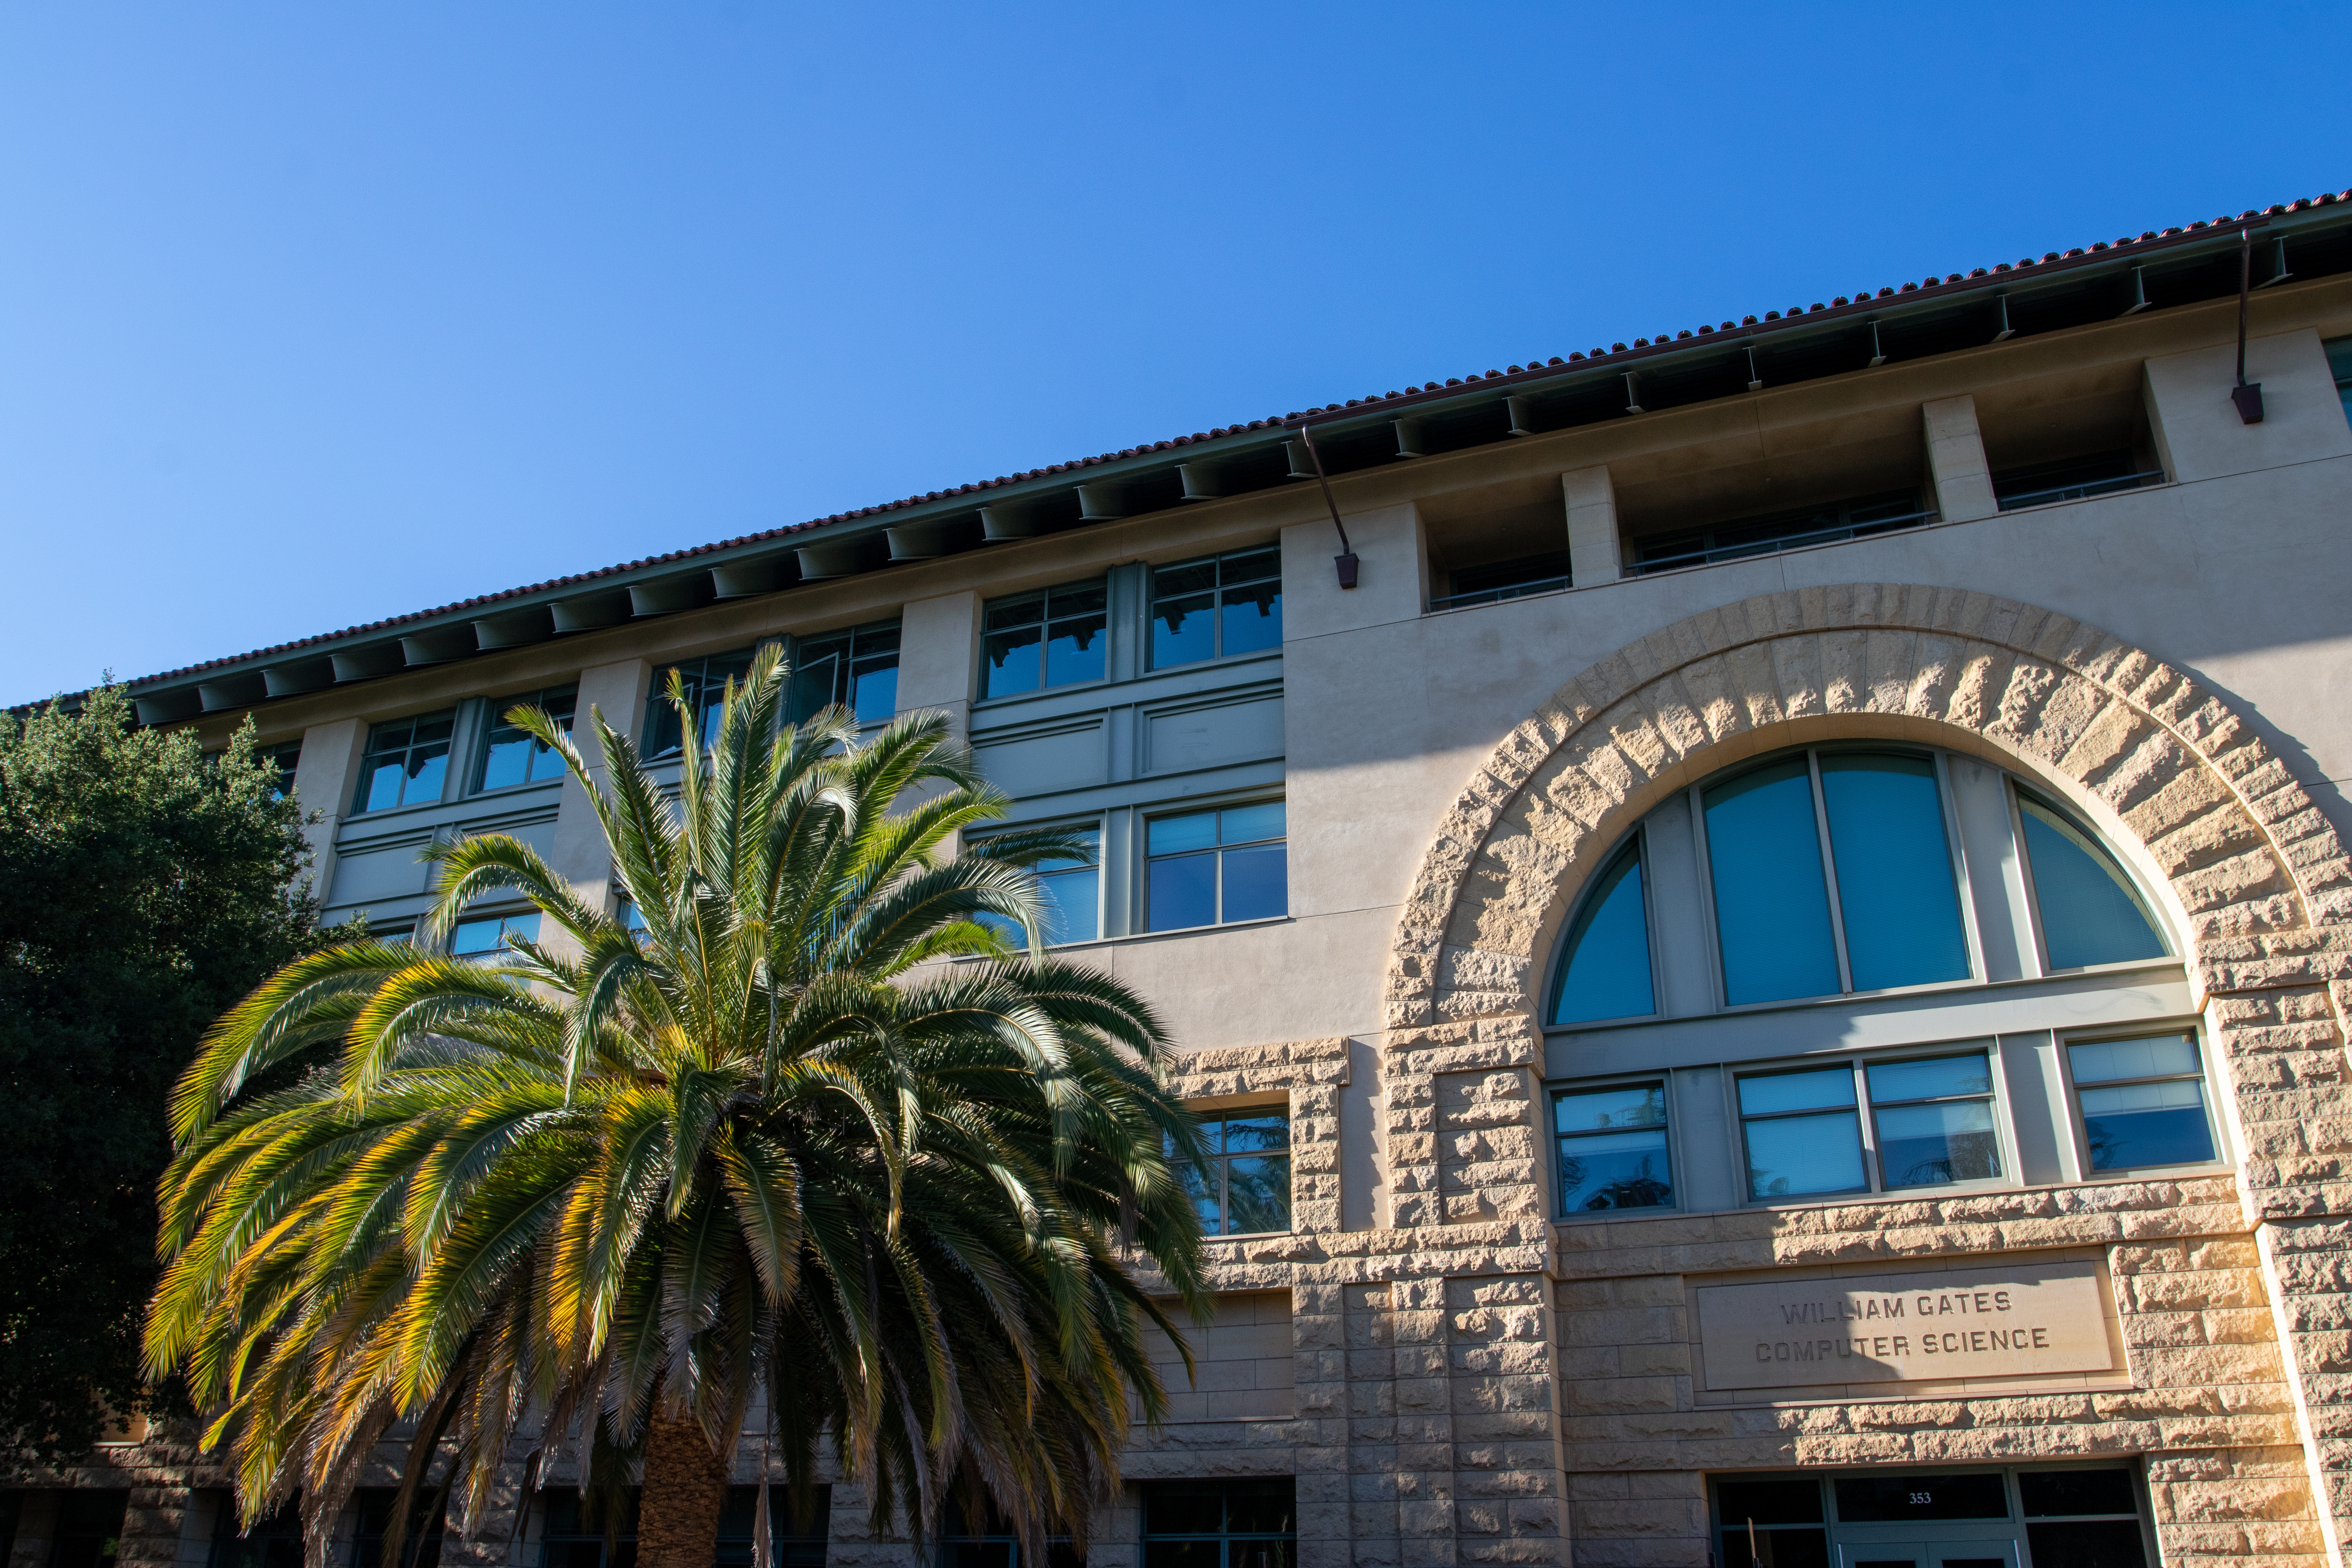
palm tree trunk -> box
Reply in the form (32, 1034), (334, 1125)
(637, 1410), (730, 1568)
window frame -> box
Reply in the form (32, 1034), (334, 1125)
(2056, 1027), (2228, 1178)
(472, 684), (578, 796)
(969, 816), (1105, 949)
(977, 577), (1112, 702)
(1729, 1042), (2019, 1209)
(1710, 1463), (2156, 1568)
(1181, 1103), (1294, 1238)
(1139, 1478), (1298, 1566)
(450, 908), (543, 963)
(1141, 796), (1289, 933)
(2009, 780), (2176, 977)
(788, 619), (901, 727)
(643, 646), (759, 761)
(1550, 1076), (1679, 1220)
(1546, 828), (1661, 1028)
(1146, 546), (1284, 671)
(352, 708), (460, 816)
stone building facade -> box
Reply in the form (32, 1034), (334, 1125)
(11, 189), (2352, 1568)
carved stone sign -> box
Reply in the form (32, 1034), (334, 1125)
(1695, 1260), (2114, 1392)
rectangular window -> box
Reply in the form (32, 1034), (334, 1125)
(981, 580), (1107, 699)
(452, 911), (541, 961)
(477, 685), (577, 792)
(976, 826), (1101, 948)
(645, 648), (756, 759)
(1554, 1082), (1673, 1214)
(2020, 1467), (2150, 1566)
(2067, 1033), (2218, 1172)
(2327, 334), (2352, 426)
(537, 1492), (636, 1568)
(716, 1486), (829, 1568)
(790, 621), (900, 725)
(1738, 1050), (2005, 1203)
(1144, 801), (1286, 931)
(935, 1501), (1077, 1568)
(352, 1490), (446, 1568)
(262, 740), (303, 800)
(356, 709), (457, 813)
(208, 1499), (301, 1568)
(1142, 1479), (1295, 1568)
(1178, 1110), (1291, 1235)
(1150, 547), (1281, 669)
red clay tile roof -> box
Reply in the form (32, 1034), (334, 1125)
(111, 189), (2352, 692)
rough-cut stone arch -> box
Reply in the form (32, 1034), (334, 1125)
(1385, 582), (2352, 1033)
(1373, 582), (2352, 1561)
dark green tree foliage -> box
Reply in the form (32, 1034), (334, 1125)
(0, 686), (319, 1463)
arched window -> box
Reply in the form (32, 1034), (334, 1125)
(2016, 789), (2169, 970)
(1546, 746), (2172, 1024)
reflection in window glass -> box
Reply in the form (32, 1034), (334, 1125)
(478, 686), (576, 792)
(1151, 548), (1282, 669)
(1818, 753), (1970, 990)
(1738, 1067), (1865, 1200)
(1143, 1480), (1296, 1568)
(2069, 1034), (2216, 1170)
(357, 710), (457, 813)
(976, 828), (1100, 947)
(1704, 758), (1841, 1004)
(645, 649), (756, 759)
(2018, 793), (2168, 971)
(789, 622), (900, 725)
(982, 581), (1106, 698)
(1866, 1053), (2002, 1188)
(1175, 1112), (1291, 1235)
(1832, 1472), (2009, 1522)
(452, 911), (542, 960)
(1554, 1084), (1672, 1213)
(1712, 1477), (1825, 1568)
(1145, 802), (1286, 931)
(1548, 840), (1654, 1025)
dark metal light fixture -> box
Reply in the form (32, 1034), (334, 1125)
(1296, 423), (1359, 588)
(2233, 226), (2265, 424)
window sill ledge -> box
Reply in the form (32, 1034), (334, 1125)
(1549, 1166), (2237, 1228)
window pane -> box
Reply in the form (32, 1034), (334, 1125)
(1223, 1484), (1296, 1534)
(1550, 843), (1654, 1025)
(1217, 548), (1279, 586)
(1737, 1067), (1857, 1117)
(1704, 758), (1842, 1004)
(1715, 1479), (1824, 1526)
(452, 918), (503, 956)
(1037, 866), (1099, 944)
(480, 730), (535, 791)
(1044, 613), (1107, 686)
(790, 650), (840, 719)
(1717, 1532), (1828, 1568)
(1147, 850), (1217, 931)
(1148, 811), (1218, 856)
(1866, 1053), (1994, 1103)
(1818, 753), (1970, 990)
(1220, 579), (1283, 656)
(1221, 1113), (1287, 1153)
(1221, 843), (1288, 922)
(1220, 801), (1285, 844)
(1224, 1154), (1290, 1232)
(1875, 1100), (2001, 1187)
(1744, 1109), (1866, 1199)
(362, 759), (406, 813)
(2024, 1521), (2147, 1568)
(404, 744), (449, 805)
(1558, 1127), (1673, 1212)
(2079, 1081), (2215, 1169)
(2067, 1035), (2200, 1085)
(2018, 794), (2167, 969)
(980, 626), (1043, 699)
(2019, 1468), (2140, 1518)
(1153, 592), (1217, 667)
(1833, 1473), (2009, 1521)
(1152, 561), (1217, 599)
(982, 594), (1044, 632)
(1555, 1084), (1668, 1135)
(848, 659), (897, 724)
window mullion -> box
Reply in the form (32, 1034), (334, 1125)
(1808, 750), (1857, 993)
(1854, 1061), (1883, 1192)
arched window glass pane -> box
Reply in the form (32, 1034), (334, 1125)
(1704, 758), (1840, 1005)
(1818, 753), (1971, 991)
(1549, 841), (1654, 1025)
(2018, 793), (2168, 970)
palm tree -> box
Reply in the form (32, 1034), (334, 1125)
(143, 646), (1210, 1568)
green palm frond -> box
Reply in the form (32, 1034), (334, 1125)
(148, 647), (1208, 1555)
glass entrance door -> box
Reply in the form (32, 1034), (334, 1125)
(1711, 1466), (2149, 1568)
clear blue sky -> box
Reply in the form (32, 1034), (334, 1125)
(3, 3), (2346, 703)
